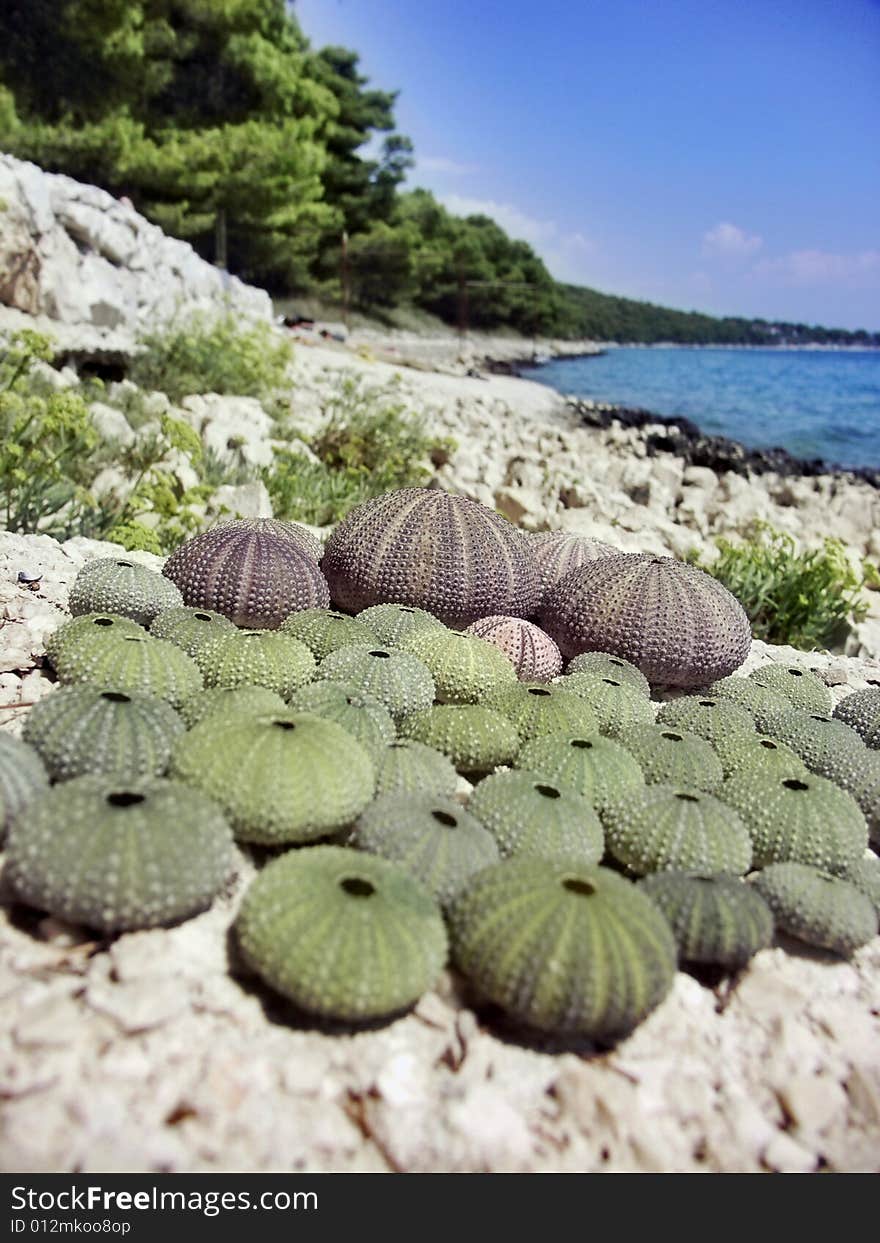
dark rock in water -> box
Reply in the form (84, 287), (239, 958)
(567, 398), (880, 489)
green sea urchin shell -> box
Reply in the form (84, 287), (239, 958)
(841, 853), (880, 918)
(765, 709), (866, 782)
(44, 613), (145, 668)
(617, 724), (724, 791)
(321, 487), (542, 626)
(374, 740), (459, 800)
(193, 629), (316, 699)
(537, 553), (751, 688)
(162, 518), (329, 629)
(448, 859), (676, 1038)
(287, 680), (395, 763)
(603, 785), (753, 876)
(833, 687), (880, 748)
(464, 615), (563, 682)
(750, 863), (877, 957)
(0, 735), (48, 843)
(178, 685), (287, 729)
(355, 603), (446, 647)
(398, 705), (520, 773)
(516, 731), (644, 812)
(171, 712), (375, 844)
(149, 605), (236, 655)
(484, 682), (598, 744)
(399, 628), (516, 704)
(23, 687), (184, 781)
(559, 672), (654, 738)
(467, 768), (604, 865)
(712, 732), (809, 780)
(529, 529), (617, 597)
(280, 608), (379, 660)
(719, 770), (867, 872)
(565, 650), (650, 696)
(53, 630), (202, 707)
(704, 674), (797, 735)
(825, 749), (880, 847)
(655, 695), (755, 751)
(5, 776), (234, 933)
(236, 845), (447, 1022)
(638, 872), (774, 968)
(749, 664), (831, 715)
(68, 557), (182, 626)
(351, 794), (499, 905)
(317, 644), (434, 720)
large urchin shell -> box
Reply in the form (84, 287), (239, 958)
(23, 687), (184, 781)
(467, 768), (604, 865)
(5, 776), (234, 934)
(281, 608), (378, 660)
(483, 682), (598, 744)
(537, 553), (751, 687)
(287, 680), (395, 763)
(44, 613), (144, 668)
(617, 724), (724, 791)
(750, 863), (877, 957)
(655, 695), (755, 752)
(748, 663), (831, 715)
(529, 530), (617, 598)
(559, 672), (654, 739)
(320, 487), (542, 626)
(765, 710), (866, 782)
(374, 740), (459, 800)
(53, 630), (202, 708)
(192, 629), (316, 699)
(351, 793), (499, 906)
(464, 616), (563, 682)
(317, 644), (434, 720)
(603, 785), (753, 876)
(149, 605), (236, 656)
(516, 732), (644, 812)
(236, 845), (448, 1022)
(833, 687), (880, 749)
(638, 873), (774, 968)
(712, 732), (809, 781)
(448, 859), (676, 1038)
(162, 518), (330, 629)
(400, 628), (517, 704)
(719, 770), (867, 872)
(171, 711), (376, 844)
(705, 675), (799, 735)
(0, 735), (48, 844)
(398, 705), (520, 773)
(68, 557), (182, 626)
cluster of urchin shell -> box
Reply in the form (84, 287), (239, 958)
(3, 491), (878, 1040)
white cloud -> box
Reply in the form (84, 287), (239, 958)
(702, 221), (763, 259)
(751, 249), (880, 287)
(416, 156), (476, 176)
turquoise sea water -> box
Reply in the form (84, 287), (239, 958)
(520, 348), (880, 470)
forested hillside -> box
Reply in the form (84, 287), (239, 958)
(0, 1), (875, 345)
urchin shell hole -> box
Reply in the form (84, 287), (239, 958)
(786, 669), (804, 677)
(528, 687), (551, 697)
(93, 617), (114, 627)
(107, 791), (145, 808)
(122, 636), (146, 643)
(698, 701), (716, 708)
(759, 740), (778, 750)
(675, 792), (700, 802)
(661, 731), (683, 742)
(783, 778), (809, 791)
(273, 720), (296, 731)
(369, 650), (391, 659)
(431, 809), (458, 827)
(193, 612), (213, 622)
(115, 561), (134, 568)
(535, 784), (561, 799)
(101, 691), (132, 704)
(340, 876), (376, 898)
(562, 876), (596, 896)
(602, 678), (621, 687)
(570, 738), (593, 750)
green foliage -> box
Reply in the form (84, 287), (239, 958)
(129, 311), (293, 405)
(694, 524), (871, 649)
(265, 375), (453, 526)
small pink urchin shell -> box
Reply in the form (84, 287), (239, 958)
(464, 615), (563, 682)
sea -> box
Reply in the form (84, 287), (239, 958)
(520, 347), (880, 472)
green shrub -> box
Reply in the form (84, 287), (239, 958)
(694, 523), (871, 650)
(129, 311), (294, 406)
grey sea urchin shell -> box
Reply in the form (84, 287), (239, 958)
(68, 557), (182, 626)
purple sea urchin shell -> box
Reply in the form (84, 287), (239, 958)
(320, 487), (541, 626)
(465, 615), (563, 681)
(162, 518), (329, 629)
(530, 530), (617, 597)
(537, 553), (751, 687)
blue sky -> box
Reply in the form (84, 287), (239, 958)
(294, 0), (880, 331)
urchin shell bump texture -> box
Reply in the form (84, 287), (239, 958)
(53, 631), (202, 707)
(317, 645), (434, 720)
(352, 794), (499, 905)
(171, 712), (375, 844)
(842, 853), (880, 918)
(193, 630), (316, 699)
(559, 673), (654, 739)
(398, 705), (520, 773)
(44, 613), (145, 668)
(638, 873), (774, 968)
(603, 785), (753, 876)
(705, 675), (796, 736)
(765, 710), (866, 784)
(617, 724), (724, 791)
(23, 687), (184, 781)
(355, 603), (446, 647)
(162, 518), (330, 628)
(565, 651), (650, 697)
(516, 732), (644, 812)
(400, 628), (516, 704)
(484, 682), (598, 744)
(464, 616), (563, 682)
(0, 735), (48, 843)
(374, 741), (459, 800)
(287, 680), (395, 763)
(655, 696), (755, 752)
(833, 687), (880, 748)
(68, 557), (182, 626)
(537, 553), (751, 687)
(5, 776), (234, 933)
(236, 845), (447, 1022)
(178, 685), (287, 729)
(448, 859), (676, 1037)
(149, 605), (236, 656)
(281, 608), (378, 660)
(467, 769), (604, 865)
(529, 530), (617, 598)
(750, 863), (877, 956)
(748, 664), (831, 715)
(321, 487), (541, 626)
(712, 732), (809, 781)
(719, 770), (867, 872)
